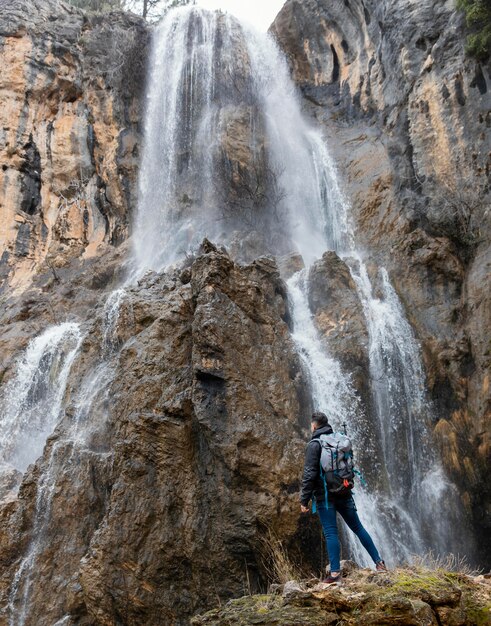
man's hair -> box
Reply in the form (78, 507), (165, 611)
(311, 411), (328, 428)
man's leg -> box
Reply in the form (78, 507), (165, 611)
(336, 497), (382, 565)
(316, 503), (341, 573)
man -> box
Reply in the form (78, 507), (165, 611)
(300, 411), (386, 584)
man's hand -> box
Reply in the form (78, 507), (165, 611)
(300, 504), (309, 513)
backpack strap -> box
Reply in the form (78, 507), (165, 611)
(319, 460), (329, 510)
(311, 439), (329, 513)
(354, 469), (367, 487)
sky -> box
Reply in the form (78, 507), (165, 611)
(196, 0), (286, 31)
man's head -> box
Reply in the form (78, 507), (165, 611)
(311, 411), (329, 432)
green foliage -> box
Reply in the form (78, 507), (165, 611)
(457, 0), (491, 59)
(167, 0), (194, 8)
(66, 0), (194, 18)
(66, 0), (125, 11)
(131, 0), (195, 20)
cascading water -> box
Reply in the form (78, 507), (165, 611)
(0, 323), (82, 476)
(7, 289), (126, 626)
(134, 5), (468, 565)
(243, 21), (468, 561)
(134, 9), (234, 272)
(102, 287), (126, 355)
(133, 7), (314, 274)
(286, 271), (356, 426)
(0, 324), (82, 624)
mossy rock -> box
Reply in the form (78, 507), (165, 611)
(191, 594), (338, 625)
(192, 567), (491, 626)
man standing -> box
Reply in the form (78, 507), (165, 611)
(300, 411), (386, 584)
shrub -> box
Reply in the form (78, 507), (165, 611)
(457, 0), (491, 60)
(66, 0), (125, 11)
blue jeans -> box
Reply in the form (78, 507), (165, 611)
(317, 496), (381, 572)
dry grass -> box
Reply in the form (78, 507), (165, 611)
(257, 528), (304, 586)
(409, 551), (482, 577)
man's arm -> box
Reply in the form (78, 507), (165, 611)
(299, 440), (321, 507)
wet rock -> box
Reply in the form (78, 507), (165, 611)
(0, 469), (22, 504)
(282, 580), (307, 597)
(277, 253), (305, 281)
(307, 251), (369, 403)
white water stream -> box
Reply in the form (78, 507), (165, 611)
(0, 323), (82, 475)
(6, 292), (125, 625)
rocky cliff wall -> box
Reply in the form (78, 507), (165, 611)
(272, 0), (491, 558)
(0, 0), (149, 291)
(0, 242), (314, 626)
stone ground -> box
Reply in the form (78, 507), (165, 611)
(192, 562), (491, 626)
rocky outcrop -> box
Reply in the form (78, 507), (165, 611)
(308, 251), (369, 401)
(0, 244), (315, 626)
(193, 564), (491, 626)
(0, 0), (149, 291)
(272, 0), (491, 562)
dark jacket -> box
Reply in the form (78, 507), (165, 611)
(299, 424), (332, 506)
(299, 424), (351, 507)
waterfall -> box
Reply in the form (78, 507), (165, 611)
(0, 324), (83, 625)
(7, 291), (125, 626)
(286, 270), (356, 426)
(0, 323), (82, 476)
(134, 8), (229, 272)
(102, 287), (126, 355)
(134, 5), (467, 566)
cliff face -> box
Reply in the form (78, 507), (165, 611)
(272, 0), (491, 556)
(0, 242), (311, 626)
(0, 0), (149, 291)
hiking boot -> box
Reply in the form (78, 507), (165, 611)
(321, 573), (342, 586)
(375, 560), (387, 572)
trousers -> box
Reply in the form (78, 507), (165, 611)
(316, 496), (381, 572)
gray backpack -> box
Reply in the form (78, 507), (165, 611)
(318, 432), (355, 495)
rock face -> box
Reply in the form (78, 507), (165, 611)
(308, 252), (369, 402)
(0, 0), (149, 291)
(0, 243), (313, 626)
(272, 0), (491, 561)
